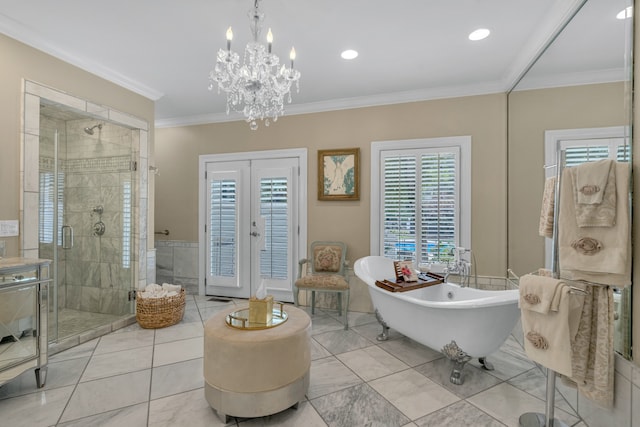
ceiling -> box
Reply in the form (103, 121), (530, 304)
(0, 0), (631, 127)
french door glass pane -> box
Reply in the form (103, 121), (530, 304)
(209, 179), (237, 277)
(259, 177), (288, 280)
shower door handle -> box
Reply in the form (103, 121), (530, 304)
(61, 225), (74, 249)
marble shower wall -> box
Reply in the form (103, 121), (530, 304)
(155, 241), (198, 295)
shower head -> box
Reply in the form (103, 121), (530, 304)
(84, 124), (102, 135)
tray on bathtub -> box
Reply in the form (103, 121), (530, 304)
(375, 273), (443, 293)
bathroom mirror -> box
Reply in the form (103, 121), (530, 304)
(507, 0), (634, 358)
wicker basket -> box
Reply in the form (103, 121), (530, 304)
(136, 288), (186, 329)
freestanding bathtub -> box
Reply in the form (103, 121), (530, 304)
(354, 256), (520, 383)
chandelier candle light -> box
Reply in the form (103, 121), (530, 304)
(209, 0), (301, 130)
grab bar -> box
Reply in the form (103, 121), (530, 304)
(61, 225), (74, 249)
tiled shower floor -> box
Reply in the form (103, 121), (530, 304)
(55, 309), (121, 340)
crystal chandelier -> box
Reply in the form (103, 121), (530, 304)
(208, 0), (301, 130)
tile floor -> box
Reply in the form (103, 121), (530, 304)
(0, 295), (587, 427)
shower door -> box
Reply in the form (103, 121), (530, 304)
(38, 116), (136, 342)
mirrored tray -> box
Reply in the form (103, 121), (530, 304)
(225, 303), (288, 330)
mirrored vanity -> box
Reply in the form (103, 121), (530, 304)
(0, 258), (50, 388)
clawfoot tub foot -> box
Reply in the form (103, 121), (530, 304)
(374, 309), (390, 341)
(442, 341), (472, 385)
(478, 357), (494, 371)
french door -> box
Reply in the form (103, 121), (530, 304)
(200, 150), (306, 302)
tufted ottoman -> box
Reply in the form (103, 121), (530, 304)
(203, 304), (311, 422)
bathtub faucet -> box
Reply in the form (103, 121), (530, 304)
(444, 247), (471, 286)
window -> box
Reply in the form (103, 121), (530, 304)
(371, 137), (471, 264)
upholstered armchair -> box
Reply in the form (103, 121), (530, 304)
(294, 241), (349, 330)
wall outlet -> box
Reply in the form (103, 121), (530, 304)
(0, 240), (5, 258)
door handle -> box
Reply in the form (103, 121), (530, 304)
(250, 231), (260, 237)
(61, 225), (74, 249)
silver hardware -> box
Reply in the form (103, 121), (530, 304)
(128, 290), (137, 301)
(155, 229), (170, 236)
(91, 205), (104, 215)
(92, 222), (106, 237)
(61, 225), (74, 249)
(374, 309), (390, 341)
(250, 231), (260, 237)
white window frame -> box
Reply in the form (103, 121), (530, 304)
(370, 136), (472, 257)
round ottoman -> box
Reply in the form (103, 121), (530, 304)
(203, 304), (311, 422)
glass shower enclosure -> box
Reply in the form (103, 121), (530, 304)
(38, 103), (136, 342)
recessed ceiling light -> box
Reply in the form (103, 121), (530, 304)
(468, 28), (490, 41)
(616, 6), (633, 20)
(341, 49), (358, 60)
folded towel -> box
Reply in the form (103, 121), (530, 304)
(571, 161), (616, 227)
(162, 283), (182, 293)
(575, 159), (612, 205)
(519, 274), (565, 314)
(538, 176), (556, 238)
(140, 290), (168, 299)
(145, 283), (162, 293)
(559, 162), (630, 285)
(521, 285), (580, 377)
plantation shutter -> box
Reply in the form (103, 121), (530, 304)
(562, 137), (629, 167)
(382, 147), (459, 264)
(259, 177), (288, 279)
(209, 179), (237, 277)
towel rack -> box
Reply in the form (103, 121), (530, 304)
(521, 145), (618, 426)
(520, 146), (568, 427)
(155, 229), (170, 236)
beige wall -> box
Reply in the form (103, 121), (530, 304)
(155, 93), (508, 276)
(0, 34), (155, 256)
(507, 82), (628, 276)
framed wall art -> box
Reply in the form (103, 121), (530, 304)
(317, 148), (360, 201)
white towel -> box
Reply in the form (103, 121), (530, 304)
(521, 285), (578, 377)
(519, 274), (565, 314)
(162, 283), (182, 293)
(145, 283), (162, 293)
(559, 162), (630, 285)
(575, 159), (612, 205)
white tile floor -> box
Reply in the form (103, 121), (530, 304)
(0, 295), (587, 427)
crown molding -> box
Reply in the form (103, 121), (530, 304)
(155, 81), (506, 128)
(0, 13), (164, 101)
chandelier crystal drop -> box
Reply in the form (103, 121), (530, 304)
(208, 0), (301, 130)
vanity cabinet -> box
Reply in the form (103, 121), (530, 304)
(0, 258), (50, 388)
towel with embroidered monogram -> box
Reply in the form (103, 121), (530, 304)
(575, 159), (612, 205)
(519, 274), (565, 314)
(571, 160), (616, 227)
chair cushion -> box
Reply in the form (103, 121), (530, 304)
(295, 274), (349, 290)
(313, 245), (343, 272)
